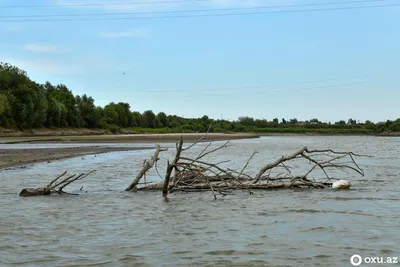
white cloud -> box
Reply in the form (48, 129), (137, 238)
(210, 0), (299, 8)
(1, 53), (127, 77)
(54, 0), (179, 12)
(24, 44), (57, 53)
(1, 57), (78, 76)
(210, 0), (264, 7)
(99, 28), (149, 38)
(54, 0), (300, 13)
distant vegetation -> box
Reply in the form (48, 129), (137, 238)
(1, 62), (399, 135)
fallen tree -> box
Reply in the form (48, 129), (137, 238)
(19, 170), (95, 197)
(128, 136), (371, 199)
(17, 134), (370, 199)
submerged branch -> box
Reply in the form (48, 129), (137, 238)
(138, 141), (368, 198)
(19, 170), (96, 197)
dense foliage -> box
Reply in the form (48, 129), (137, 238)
(0, 63), (399, 134)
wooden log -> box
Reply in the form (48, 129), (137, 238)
(19, 170), (95, 197)
(19, 187), (51, 197)
(125, 144), (162, 191)
(163, 138), (183, 197)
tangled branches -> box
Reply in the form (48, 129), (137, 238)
(134, 135), (371, 199)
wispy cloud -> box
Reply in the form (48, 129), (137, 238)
(210, 0), (262, 7)
(24, 43), (57, 53)
(54, 0), (181, 12)
(1, 53), (127, 77)
(1, 57), (79, 76)
(210, 0), (299, 8)
(54, 0), (299, 12)
(99, 28), (150, 38)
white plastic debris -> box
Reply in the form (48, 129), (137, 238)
(332, 180), (351, 189)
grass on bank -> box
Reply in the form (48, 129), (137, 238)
(1, 125), (395, 138)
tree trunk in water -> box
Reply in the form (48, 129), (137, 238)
(162, 138), (183, 197)
(19, 187), (51, 197)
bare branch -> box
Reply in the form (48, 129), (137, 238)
(195, 141), (230, 161)
(238, 151), (257, 179)
(20, 170), (95, 197)
(254, 147), (308, 183)
(47, 171), (67, 188)
(163, 137), (183, 197)
(182, 123), (213, 151)
(125, 143), (162, 191)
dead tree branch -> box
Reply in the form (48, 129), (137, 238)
(162, 137), (183, 197)
(125, 143), (164, 191)
(19, 170), (96, 197)
(253, 147), (369, 184)
(133, 137), (369, 199)
(182, 123), (213, 151)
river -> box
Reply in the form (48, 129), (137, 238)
(0, 136), (399, 266)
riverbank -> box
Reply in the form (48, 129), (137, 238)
(0, 133), (259, 170)
(2, 126), (396, 138)
(0, 132), (260, 144)
(0, 146), (154, 170)
(376, 131), (400, 136)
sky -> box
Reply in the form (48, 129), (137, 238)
(0, 0), (399, 123)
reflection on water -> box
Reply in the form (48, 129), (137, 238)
(0, 136), (399, 266)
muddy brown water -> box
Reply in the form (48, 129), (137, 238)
(1, 136), (399, 267)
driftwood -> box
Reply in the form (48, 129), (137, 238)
(162, 137), (183, 197)
(125, 143), (167, 191)
(18, 131), (369, 199)
(19, 170), (95, 197)
(127, 133), (371, 199)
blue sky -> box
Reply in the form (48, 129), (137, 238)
(1, 0), (399, 123)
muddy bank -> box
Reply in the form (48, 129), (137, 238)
(0, 133), (259, 144)
(376, 131), (400, 137)
(0, 133), (259, 169)
(0, 146), (153, 170)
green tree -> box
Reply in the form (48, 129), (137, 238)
(48, 84), (78, 127)
(347, 118), (357, 125)
(76, 94), (96, 127)
(154, 116), (163, 128)
(131, 111), (145, 127)
(104, 104), (119, 125)
(255, 119), (268, 128)
(238, 116), (255, 126)
(0, 93), (11, 127)
(157, 112), (168, 127)
(142, 110), (156, 128)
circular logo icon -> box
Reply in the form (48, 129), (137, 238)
(350, 254), (363, 266)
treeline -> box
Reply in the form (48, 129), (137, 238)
(0, 62), (399, 134)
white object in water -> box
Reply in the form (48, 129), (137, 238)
(332, 180), (351, 189)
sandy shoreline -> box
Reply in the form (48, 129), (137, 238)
(0, 133), (259, 144)
(0, 133), (259, 170)
(0, 146), (155, 170)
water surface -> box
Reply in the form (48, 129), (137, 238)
(1, 136), (399, 266)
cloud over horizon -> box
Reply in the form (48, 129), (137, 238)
(54, 0), (183, 12)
